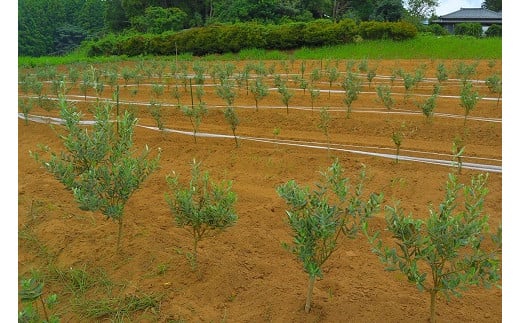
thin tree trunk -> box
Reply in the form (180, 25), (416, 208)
(430, 290), (437, 323)
(116, 217), (123, 253)
(193, 237), (198, 269)
(305, 275), (316, 313)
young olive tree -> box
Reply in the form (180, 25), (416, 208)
(192, 61), (206, 86)
(455, 61), (477, 85)
(366, 68), (377, 89)
(216, 78), (237, 108)
(224, 106), (240, 148)
(391, 125), (404, 164)
(165, 159), (237, 270)
(436, 62), (449, 84)
(326, 65), (340, 98)
(367, 173), (501, 323)
(416, 93), (437, 124)
(170, 84), (182, 107)
(80, 71), (91, 101)
(278, 82), (294, 115)
(151, 82), (165, 98)
(250, 77), (268, 112)
(309, 87), (320, 111)
(19, 98), (35, 125)
(485, 73), (502, 107)
(342, 72), (362, 118)
(376, 84), (394, 111)
(452, 135), (465, 174)
(459, 82), (480, 127)
(277, 159), (383, 313)
(317, 107), (331, 150)
(181, 102), (208, 143)
(31, 96), (161, 253)
(149, 100), (164, 130)
(310, 68), (321, 86)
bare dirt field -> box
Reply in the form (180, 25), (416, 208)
(18, 58), (502, 322)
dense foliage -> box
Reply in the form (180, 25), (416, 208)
(19, 0), (106, 56)
(19, 0), (439, 57)
(455, 23), (484, 38)
(87, 19), (417, 56)
(19, 0), (501, 57)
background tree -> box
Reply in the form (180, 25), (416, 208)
(130, 6), (187, 33)
(481, 0), (501, 12)
(19, 0), (106, 56)
(105, 0), (130, 32)
(404, 0), (439, 24)
(373, 0), (405, 22)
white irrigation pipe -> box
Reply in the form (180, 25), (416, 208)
(19, 113), (502, 174)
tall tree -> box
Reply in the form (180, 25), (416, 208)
(78, 0), (107, 36)
(404, 0), (439, 19)
(481, 0), (501, 12)
(373, 0), (404, 21)
(19, 0), (54, 56)
(130, 6), (187, 33)
(19, 0), (107, 56)
(105, 0), (130, 32)
(345, 0), (376, 21)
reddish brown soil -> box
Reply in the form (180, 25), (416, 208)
(18, 59), (502, 322)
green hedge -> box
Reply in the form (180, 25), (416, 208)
(359, 21), (417, 40)
(87, 19), (417, 57)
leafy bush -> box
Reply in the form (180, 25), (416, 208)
(219, 23), (268, 52)
(334, 18), (359, 43)
(455, 23), (482, 38)
(265, 22), (306, 50)
(389, 21), (418, 40)
(485, 24), (501, 37)
(359, 21), (417, 40)
(425, 23), (449, 36)
(302, 19), (340, 47)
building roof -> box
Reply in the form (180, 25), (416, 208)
(439, 8), (502, 20)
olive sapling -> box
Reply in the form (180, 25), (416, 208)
(366, 173), (501, 323)
(165, 159), (238, 271)
(277, 159), (383, 313)
(31, 97), (161, 253)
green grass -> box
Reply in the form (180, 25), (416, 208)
(74, 293), (161, 321)
(292, 34), (502, 60)
(18, 34), (501, 68)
